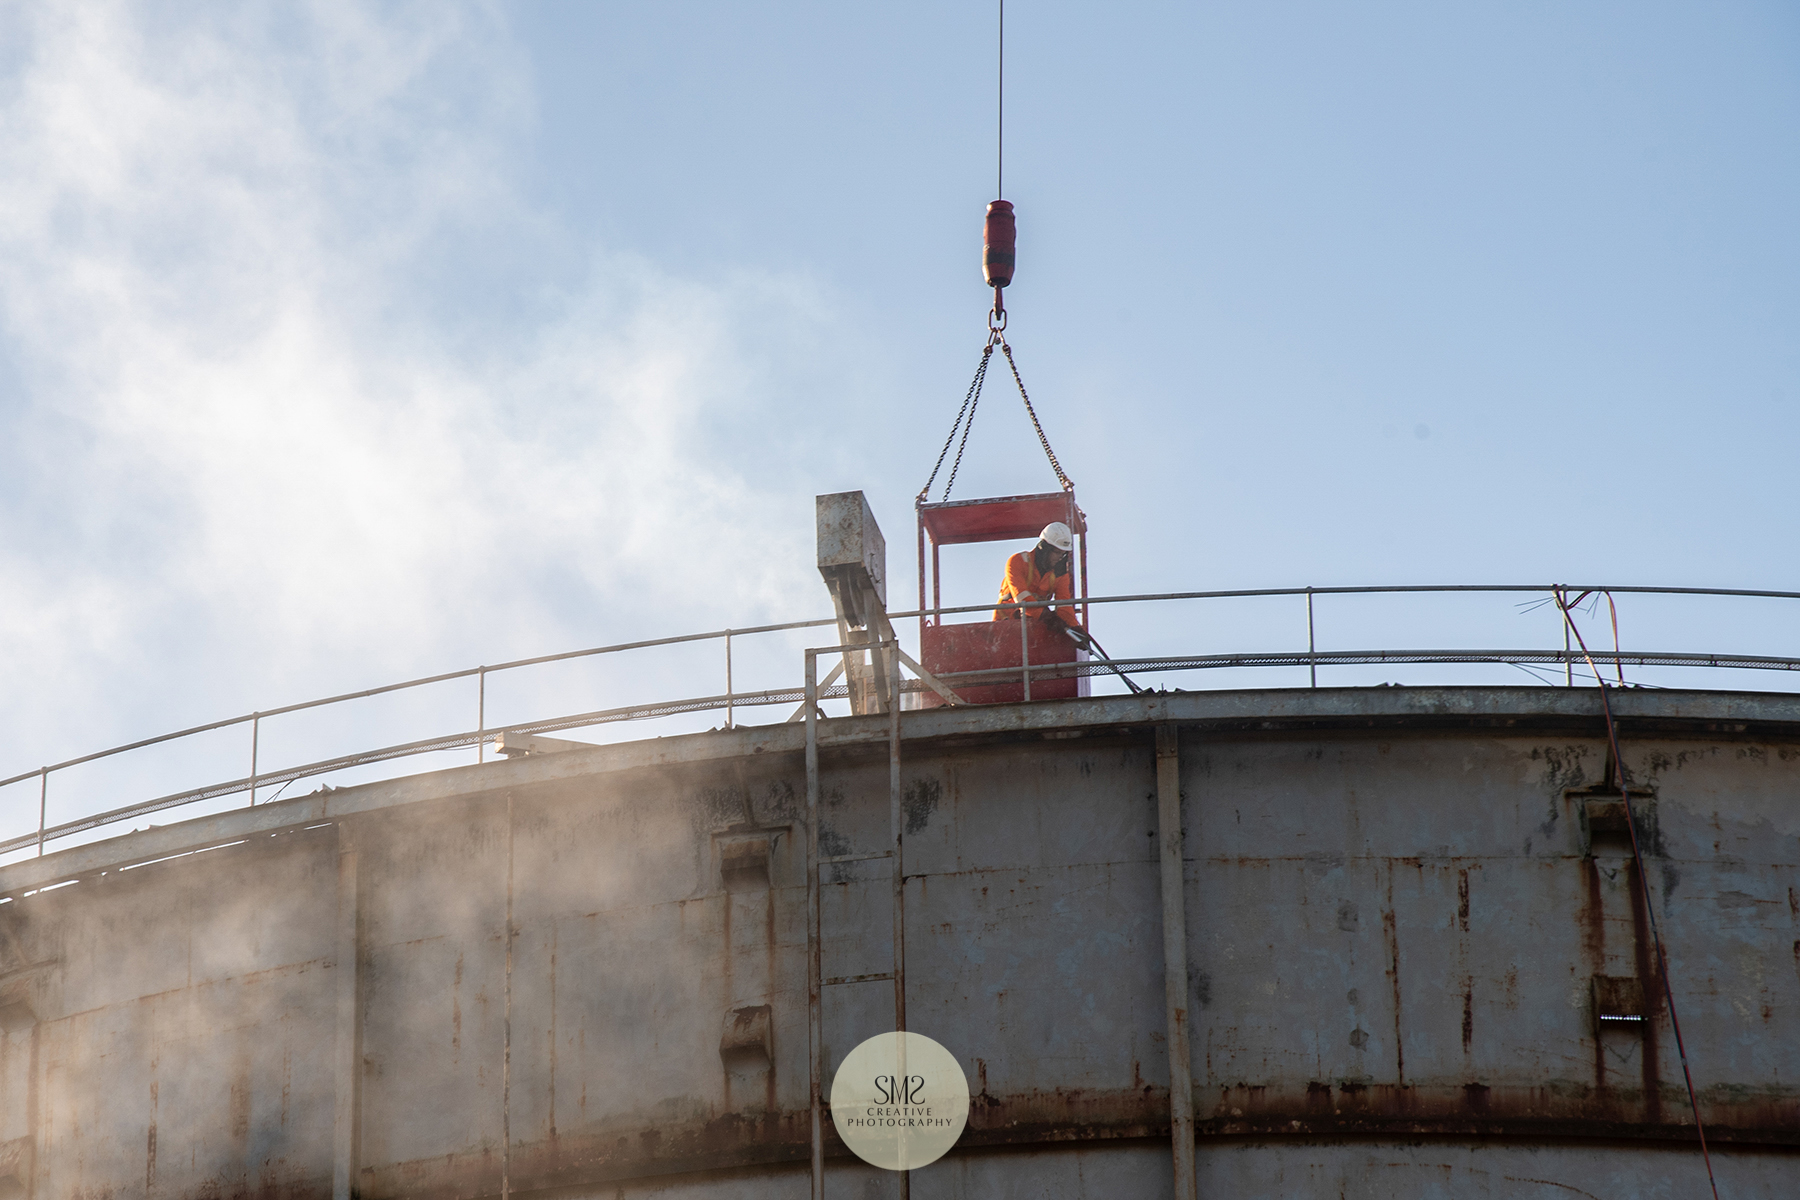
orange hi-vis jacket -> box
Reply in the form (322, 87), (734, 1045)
(994, 551), (1078, 625)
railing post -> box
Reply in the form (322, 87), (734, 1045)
(1020, 614), (1031, 702)
(725, 630), (734, 730)
(478, 668), (487, 763)
(1565, 618), (1573, 687)
(249, 713), (259, 806)
(37, 767), (47, 857)
(1307, 589), (1317, 689)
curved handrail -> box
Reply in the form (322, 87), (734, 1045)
(0, 615), (840, 789)
(14, 582), (1800, 791)
(6, 583), (1798, 857)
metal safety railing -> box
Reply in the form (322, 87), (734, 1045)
(6, 582), (1800, 861)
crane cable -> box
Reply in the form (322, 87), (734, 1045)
(917, 0), (1072, 503)
(1554, 587), (1720, 1200)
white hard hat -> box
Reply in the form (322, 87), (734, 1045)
(1038, 522), (1074, 552)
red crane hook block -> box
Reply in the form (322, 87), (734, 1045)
(983, 200), (1015, 289)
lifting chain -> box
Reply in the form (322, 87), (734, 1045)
(997, 337), (1071, 492)
(918, 338), (995, 504)
(918, 329), (1073, 504)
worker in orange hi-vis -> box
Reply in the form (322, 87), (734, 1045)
(994, 522), (1079, 626)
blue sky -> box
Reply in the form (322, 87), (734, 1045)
(2, 2), (1797, 849)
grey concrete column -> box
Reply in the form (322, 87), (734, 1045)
(1156, 726), (1196, 1200)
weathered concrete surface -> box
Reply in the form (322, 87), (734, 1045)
(501, 1143), (1800, 1198)
(0, 687), (1796, 1198)
(0, 828), (340, 1199)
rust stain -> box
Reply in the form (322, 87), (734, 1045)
(451, 950), (463, 1062)
(145, 1075), (158, 1191)
(721, 887), (733, 1004)
(717, 891), (735, 1115)
(1502, 1176), (1604, 1199)
(765, 855), (778, 1118)
(548, 924), (558, 1142)
(1198, 1080), (1800, 1141)
(1382, 872), (1404, 1085)
(764, 877), (777, 997)
(1580, 856), (1606, 1093)
(1627, 858), (1664, 1126)
(28, 1008), (1800, 1193)
(230, 1049), (252, 1144)
(1461, 979), (1473, 1053)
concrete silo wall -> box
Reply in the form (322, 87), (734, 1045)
(0, 686), (1796, 1198)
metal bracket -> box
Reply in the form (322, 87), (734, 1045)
(491, 731), (601, 758)
(894, 645), (964, 707)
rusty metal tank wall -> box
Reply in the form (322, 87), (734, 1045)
(1, 687), (1797, 1199)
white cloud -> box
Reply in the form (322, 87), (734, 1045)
(0, 1), (857, 816)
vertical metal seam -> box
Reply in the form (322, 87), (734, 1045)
(1155, 725), (1197, 1200)
(502, 791), (514, 1200)
(331, 823), (361, 1200)
(889, 643), (909, 1199)
(805, 651), (824, 1200)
